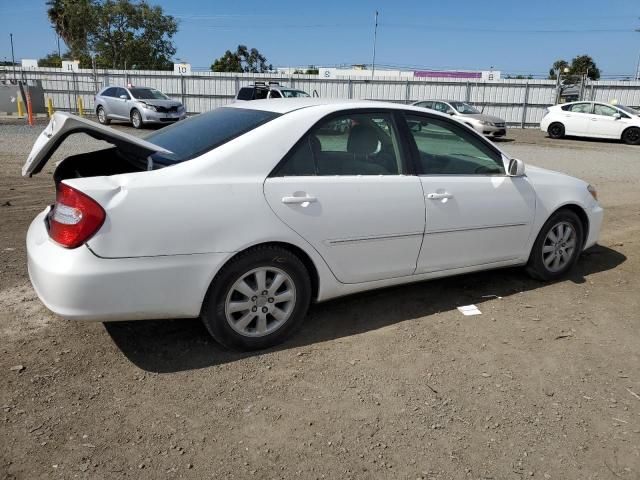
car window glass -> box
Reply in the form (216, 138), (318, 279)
(102, 87), (116, 97)
(404, 114), (505, 175)
(434, 102), (448, 113)
(237, 87), (254, 100)
(273, 112), (404, 176)
(254, 88), (269, 100)
(117, 88), (130, 99)
(269, 90), (282, 98)
(593, 104), (618, 117)
(568, 103), (592, 113)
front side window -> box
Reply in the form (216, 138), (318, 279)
(117, 88), (130, 99)
(273, 112), (404, 176)
(269, 90), (282, 98)
(102, 87), (117, 97)
(404, 114), (504, 175)
(433, 102), (449, 113)
(146, 107), (280, 165)
(593, 104), (618, 117)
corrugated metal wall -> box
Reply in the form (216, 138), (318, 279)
(3, 67), (639, 127)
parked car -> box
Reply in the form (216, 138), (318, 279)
(94, 86), (186, 129)
(23, 99), (602, 351)
(541, 101), (640, 145)
(235, 81), (311, 101)
(413, 100), (507, 138)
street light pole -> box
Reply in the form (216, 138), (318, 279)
(9, 33), (16, 82)
(371, 10), (378, 79)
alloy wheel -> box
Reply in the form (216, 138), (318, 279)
(542, 221), (577, 273)
(224, 267), (296, 338)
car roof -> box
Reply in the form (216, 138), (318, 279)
(225, 98), (451, 115)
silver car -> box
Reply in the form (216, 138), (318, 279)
(413, 100), (507, 137)
(94, 86), (186, 129)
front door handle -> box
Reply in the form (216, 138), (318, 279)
(426, 192), (453, 200)
(282, 195), (317, 205)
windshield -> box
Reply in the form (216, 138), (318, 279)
(145, 107), (280, 165)
(281, 89), (310, 98)
(450, 102), (480, 114)
(130, 88), (170, 100)
(616, 104), (640, 116)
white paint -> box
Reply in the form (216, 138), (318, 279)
(173, 63), (191, 75)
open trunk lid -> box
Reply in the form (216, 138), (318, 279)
(22, 112), (173, 177)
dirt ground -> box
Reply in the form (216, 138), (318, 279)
(1, 120), (639, 479)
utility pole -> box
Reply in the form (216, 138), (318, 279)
(635, 19), (640, 80)
(9, 33), (16, 82)
(371, 10), (378, 79)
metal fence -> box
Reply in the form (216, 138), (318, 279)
(3, 67), (640, 127)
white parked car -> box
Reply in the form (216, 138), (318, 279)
(24, 100), (603, 350)
(541, 101), (640, 145)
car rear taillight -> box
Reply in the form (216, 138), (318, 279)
(49, 183), (105, 248)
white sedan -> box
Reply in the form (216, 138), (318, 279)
(541, 101), (640, 145)
(24, 100), (603, 350)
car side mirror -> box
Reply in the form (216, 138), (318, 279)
(508, 158), (525, 176)
(447, 109), (455, 115)
(119, 95), (128, 100)
(613, 112), (621, 120)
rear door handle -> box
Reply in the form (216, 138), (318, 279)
(426, 192), (453, 200)
(282, 195), (317, 205)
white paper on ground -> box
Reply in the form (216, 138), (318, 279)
(457, 304), (482, 316)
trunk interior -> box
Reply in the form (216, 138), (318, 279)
(54, 147), (150, 184)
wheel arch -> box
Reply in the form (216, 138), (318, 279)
(621, 125), (640, 141)
(546, 203), (590, 248)
(205, 241), (321, 309)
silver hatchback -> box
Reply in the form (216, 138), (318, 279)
(95, 86), (186, 129)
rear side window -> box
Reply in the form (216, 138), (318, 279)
(102, 87), (117, 97)
(147, 107), (280, 165)
(272, 112), (404, 176)
(269, 90), (282, 99)
(562, 103), (592, 113)
(236, 87), (254, 100)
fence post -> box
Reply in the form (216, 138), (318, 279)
(235, 76), (240, 96)
(348, 78), (352, 99)
(465, 81), (471, 102)
(520, 82), (530, 129)
(181, 75), (186, 109)
(405, 79), (410, 104)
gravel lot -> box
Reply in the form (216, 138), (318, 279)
(1, 120), (639, 480)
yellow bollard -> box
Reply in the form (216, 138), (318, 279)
(77, 97), (84, 117)
(47, 98), (54, 117)
(17, 98), (24, 117)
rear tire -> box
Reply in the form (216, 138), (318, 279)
(96, 106), (110, 125)
(201, 246), (311, 351)
(526, 209), (584, 281)
(622, 127), (640, 145)
(131, 109), (143, 129)
(547, 122), (565, 139)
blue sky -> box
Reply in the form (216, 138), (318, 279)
(2, 0), (639, 77)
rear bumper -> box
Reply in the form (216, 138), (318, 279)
(27, 210), (228, 321)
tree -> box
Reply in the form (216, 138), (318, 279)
(46, 0), (96, 60)
(45, 0), (178, 70)
(305, 66), (319, 75)
(548, 55), (600, 80)
(90, 0), (178, 69)
(211, 45), (270, 73)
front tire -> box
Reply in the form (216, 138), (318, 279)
(526, 209), (584, 281)
(547, 122), (565, 139)
(201, 246), (311, 351)
(622, 127), (640, 145)
(96, 106), (110, 125)
(131, 109), (143, 129)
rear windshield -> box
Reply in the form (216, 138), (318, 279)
(130, 88), (169, 100)
(146, 107), (280, 165)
